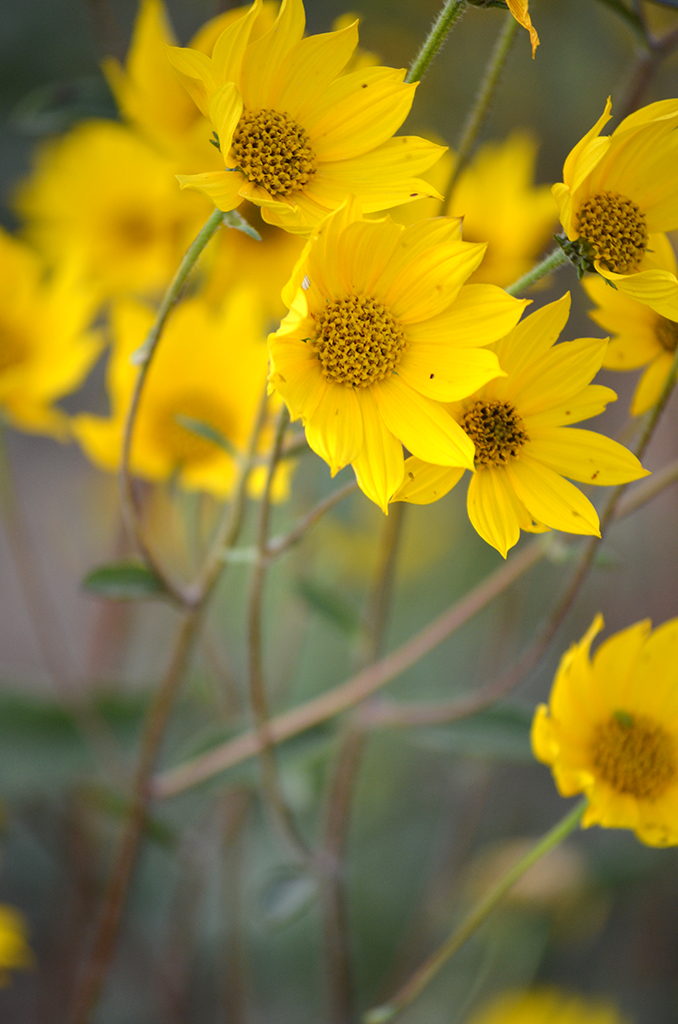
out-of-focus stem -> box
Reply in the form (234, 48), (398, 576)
(505, 246), (568, 296)
(119, 207), (224, 605)
(247, 406), (311, 862)
(618, 23), (678, 120)
(266, 480), (359, 559)
(447, 13), (519, 199)
(406, 0), (468, 84)
(362, 799), (587, 1024)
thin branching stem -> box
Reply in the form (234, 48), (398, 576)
(362, 799), (587, 1024)
(447, 12), (519, 200)
(406, 0), (468, 84)
(505, 246), (569, 296)
(266, 480), (359, 559)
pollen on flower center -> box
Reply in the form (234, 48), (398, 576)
(656, 316), (678, 354)
(460, 399), (529, 468)
(311, 295), (406, 388)
(231, 109), (316, 198)
(591, 712), (676, 800)
(577, 191), (648, 274)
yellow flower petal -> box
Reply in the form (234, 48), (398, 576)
(406, 284), (528, 348)
(562, 97), (612, 191)
(304, 382), (363, 475)
(514, 337), (610, 417)
(207, 82), (244, 149)
(239, 0), (306, 109)
(309, 73), (415, 162)
(165, 44), (217, 116)
(177, 170), (244, 210)
(398, 344), (504, 402)
(506, 456), (600, 536)
(631, 351), (676, 415)
(391, 456), (463, 505)
(270, 21), (358, 120)
(526, 427), (649, 485)
(351, 388), (404, 512)
(211, 0), (263, 85)
(596, 265), (678, 322)
(373, 375), (475, 468)
(383, 240), (486, 323)
(525, 384), (617, 428)
(506, 0), (539, 56)
(467, 467), (522, 558)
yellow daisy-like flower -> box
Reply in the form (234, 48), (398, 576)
(532, 614), (678, 848)
(392, 293), (648, 556)
(0, 228), (101, 438)
(584, 233), (678, 416)
(73, 289), (284, 497)
(0, 904), (33, 986)
(467, 988), (627, 1024)
(506, 0), (539, 58)
(14, 119), (211, 299)
(448, 133), (558, 288)
(553, 98), (678, 319)
(267, 201), (528, 511)
(166, 0), (446, 234)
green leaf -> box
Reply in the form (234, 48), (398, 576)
(174, 414), (238, 458)
(296, 578), (361, 634)
(222, 209), (262, 241)
(257, 866), (319, 929)
(82, 562), (167, 601)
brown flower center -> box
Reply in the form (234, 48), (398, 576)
(231, 109), (316, 198)
(577, 191), (648, 274)
(591, 711), (676, 800)
(311, 296), (405, 388)
(656, 316), (678, 354)
(459, 400), (529, 468)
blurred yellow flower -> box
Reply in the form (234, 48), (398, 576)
(167, 0), (445, 233)
(14, 119), (211, 299)
(268, 200), (527, 511)
(393, 293), (648, 556)
(553, 98), (678, 319)
(506, 0), (539, 57)
(584, 233), (678, 416)
(467, 988), (626, 1024)
(0, 904), (33, 986)
(448, 133), (558, 287)
(532, 614), (678, 848)
(73, 288), (284, 497)
(0, 228), (101, 438)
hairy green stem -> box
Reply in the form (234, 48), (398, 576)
(447, 12), (519, 199)
(363, 799), (587, 1024)
(406, 0), (468, 84)
(505, 245), (568, 296)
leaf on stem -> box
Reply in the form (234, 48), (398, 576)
(222, 209), (262, 241)
(174, 414), (238, 458)
(296, 577), (362, 634)
(82, 562), (168, 601)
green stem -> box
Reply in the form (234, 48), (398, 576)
(363, 798), (587, 1024)
(505, 245), (568, 296)
(447, 13), (519, 199)
(406, 0), (468, 84)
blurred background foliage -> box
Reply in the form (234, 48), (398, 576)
(1, 0), (678, 1021)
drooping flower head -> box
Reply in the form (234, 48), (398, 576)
(466, 988), (627, 1024)
(166, 0), (446, 233)
(532, 614), (678, 848)
(393, 294), (648, 556)
(268, 200), (528, 510)
(553, 98), (678, 319)
(583, 233), (678, 416)
(0, 228), (101, 438)
(73, 288), (288, 498)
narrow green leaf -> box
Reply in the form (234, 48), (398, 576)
(82, 562), (167, 601)
(258, 866), (319, 929)
(174, 414), (238, 458)
(296, 578), (361, 634)
(222, 209), (262, 241)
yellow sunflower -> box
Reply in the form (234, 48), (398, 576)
(583, 232), (678, 416)
(466, 988), (627, 1024)
(166, 0), (446, 233)
(73, 288), (287, 498)
(392, 293), (648, 556)
(553, 98), (678, 319)
(532, 614), (678, 847)
(14, 119), (211, 299)
(267, 200), (528, 511)
(0, 228), (101, 439)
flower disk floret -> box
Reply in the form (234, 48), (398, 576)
(532, 615), (678, 848)
(267, 200), (529, 511)
(166, 0), (447, 234)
